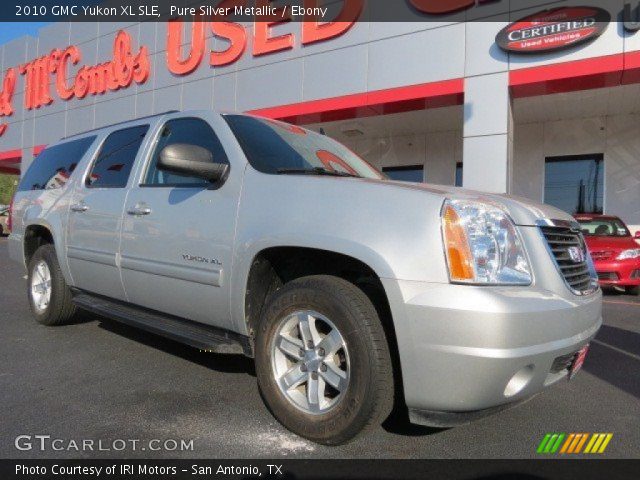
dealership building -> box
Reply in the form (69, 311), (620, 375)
(0, 1), (639, 232)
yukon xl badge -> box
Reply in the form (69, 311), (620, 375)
(182, 254), (222, 266)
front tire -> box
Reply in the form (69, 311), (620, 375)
(626, 285), (640, 296)
(27, 244), (77, 326)
(255, 275), (394, 445)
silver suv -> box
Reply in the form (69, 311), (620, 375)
(8, 111), (602, 445)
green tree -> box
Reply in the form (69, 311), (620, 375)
(0, 173), (18, 205)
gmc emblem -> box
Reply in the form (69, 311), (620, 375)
(567, 246), (586, 264)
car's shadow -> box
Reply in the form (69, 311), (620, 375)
(602, 286), (640, 299)
(77, 293), (640, 438)
(585, 323), (640, 400)
(85, 313), (257, 377)
(381, 408), (445, 437)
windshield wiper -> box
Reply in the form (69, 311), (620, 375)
(276, 167), (358, 178)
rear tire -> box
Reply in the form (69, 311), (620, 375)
(27, 244), (78, 326)
(255, 275), (394, 445)
(625, 285), (640, 296)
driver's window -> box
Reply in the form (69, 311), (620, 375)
(144, 118), (228, 186)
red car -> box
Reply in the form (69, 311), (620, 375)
(575, 214), (640, 295)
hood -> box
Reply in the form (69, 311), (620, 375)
(358, 178), (574, 226)
(584, 235), (639, 252)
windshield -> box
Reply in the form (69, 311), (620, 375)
(577, 218), (630, 237)
(224, 115), (384, 180)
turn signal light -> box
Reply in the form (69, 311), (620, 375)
(442, 204), (475, 281)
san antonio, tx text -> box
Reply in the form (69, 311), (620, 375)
(16, 463), (284, 477)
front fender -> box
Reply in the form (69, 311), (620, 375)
(228, 168), (450, 334)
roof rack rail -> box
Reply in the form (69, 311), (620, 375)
(63, 110), (179, 140)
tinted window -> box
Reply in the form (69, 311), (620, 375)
(545, 154), (604, 214)
(144, 118), (228, 186)
(577, 218), (630, 237)
(382, 165), (424, 183)
(224, 115), (383, 179)
(87, 126), (148, 188)
(18, 136), (96, 191)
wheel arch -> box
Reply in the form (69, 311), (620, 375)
(239, 244), (405, 410)
(24, 222), (55, 266)
(22, 221), (73, 285)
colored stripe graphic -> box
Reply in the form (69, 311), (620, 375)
(539, 433), (613, 454)
(584, 433), (613, 454)
(537, 433), (565, 454)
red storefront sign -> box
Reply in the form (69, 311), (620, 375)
(0, 68), (17, 137)
(0, 3), (364, 138)
(166, 0), (364, 75)
(20, 30), (150, 110)
(409, 0), (497, 15)
(496, 6), (611, 54)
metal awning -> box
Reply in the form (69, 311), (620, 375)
(0, 149), (21, 175)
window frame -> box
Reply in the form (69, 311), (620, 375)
(84, 124), (150, 190)
(139, 116), (230, 190)
(544, 153), (605, 215)
(382, 164), (425, 183)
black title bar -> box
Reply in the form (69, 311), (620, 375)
(2, 459), (640, 480)
(1, 0), (637, 23)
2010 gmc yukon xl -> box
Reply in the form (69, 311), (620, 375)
(8, 111), (602, 445)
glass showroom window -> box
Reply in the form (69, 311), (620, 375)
(455, 162), (463, 187)
(544, 154), (604, 215)
(382, 165), (424, 183)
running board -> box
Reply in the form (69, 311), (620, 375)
(72, 291), (252, 356)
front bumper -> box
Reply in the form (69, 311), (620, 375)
(382, 279), (602, 426)
(594, 259), (640, 287)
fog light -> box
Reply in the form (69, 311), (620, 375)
(504, 365), (535, 397)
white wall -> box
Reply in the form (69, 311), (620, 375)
(513, 114), (640, 233)
(348, 131), (462, 186)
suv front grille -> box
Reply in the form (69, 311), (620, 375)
(540, 226), (596, 295)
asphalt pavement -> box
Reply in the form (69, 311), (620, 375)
(1, 237), (638, 459)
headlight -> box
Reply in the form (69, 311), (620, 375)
(441, 199), (532, 285)
(617, 249), (640, 260)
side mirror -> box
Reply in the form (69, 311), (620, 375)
(635, 231), (640, 240)
(157, 143), (228, 183)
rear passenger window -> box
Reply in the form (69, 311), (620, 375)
(87, 125), (149, 188)
(18, 136), (96, 191)
(143, 118), (228, 186)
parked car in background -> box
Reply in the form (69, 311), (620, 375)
(576, 214), (640, 295)
(0, 207), (9, 236)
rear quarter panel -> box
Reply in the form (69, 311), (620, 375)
(9, 188), (73, 282)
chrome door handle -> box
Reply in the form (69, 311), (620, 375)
(127, 206), (152, 216)
(70, 203), (88, 212)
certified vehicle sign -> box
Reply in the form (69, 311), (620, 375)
(496, 7), (611, 54)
